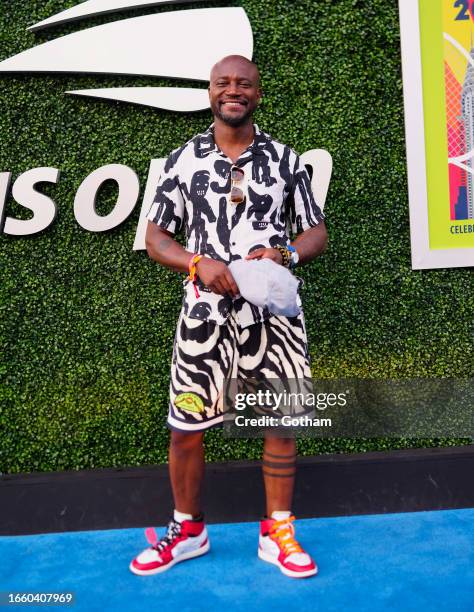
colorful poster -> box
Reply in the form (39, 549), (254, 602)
(399, 0), (474, 268)
(444, 1), (474, 223)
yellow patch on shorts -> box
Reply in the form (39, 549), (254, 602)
(174, 392), (205, 414)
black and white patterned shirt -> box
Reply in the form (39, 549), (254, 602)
(146, 123), (324, 328)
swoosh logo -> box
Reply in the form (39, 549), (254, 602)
(0, 3), (254, 112)
(28, 0), (209, 32)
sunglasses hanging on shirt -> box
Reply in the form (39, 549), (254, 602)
(230, 165), (245, 205)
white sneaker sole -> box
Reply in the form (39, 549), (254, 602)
(258, 548), (318, 578)
(129, 539), (210, 576)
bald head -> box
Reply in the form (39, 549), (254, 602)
(210, 55), (260, 87)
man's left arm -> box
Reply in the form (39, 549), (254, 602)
(247, 154), (328, 265)
(291, 221), (327, 264)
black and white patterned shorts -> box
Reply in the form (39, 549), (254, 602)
(167, 308), (312, 432)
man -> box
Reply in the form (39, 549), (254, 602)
(130, 55), (327, 579)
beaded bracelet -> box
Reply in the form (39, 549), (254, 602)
(275, 245), (290, 268)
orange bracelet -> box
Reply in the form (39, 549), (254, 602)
(187, 254), (203, 298)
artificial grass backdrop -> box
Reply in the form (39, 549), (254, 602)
(0, 0), (472, 474)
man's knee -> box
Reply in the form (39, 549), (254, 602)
(170, 430), (204, 454)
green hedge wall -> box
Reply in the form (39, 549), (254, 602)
(0, 0), (472, 474)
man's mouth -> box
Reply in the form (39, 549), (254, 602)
(220, 100), (247, 109)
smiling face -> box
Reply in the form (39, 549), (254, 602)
(209, 55), (262, 127)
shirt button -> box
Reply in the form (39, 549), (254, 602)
(231, 242), (236, 246)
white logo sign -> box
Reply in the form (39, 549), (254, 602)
(0, 152), (333, 250)
(0, 1), (253, 112)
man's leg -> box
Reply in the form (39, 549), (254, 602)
(262, 434), (296, 517)
(169, 430), (205, 516)
(130, 309), (229, 575)
(129, 429), (209, 575)
(244, 314), (317, 578)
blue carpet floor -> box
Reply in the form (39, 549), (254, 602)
(1, 508), (473, 612)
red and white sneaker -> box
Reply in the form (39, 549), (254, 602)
(258, 515), (318, 578)
(129, 515), (210, 576)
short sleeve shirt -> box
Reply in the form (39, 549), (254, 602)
(146, 123), (325, 328)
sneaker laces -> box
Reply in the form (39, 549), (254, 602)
(145, 520), (182, 553)
(269, 515), (303, 556)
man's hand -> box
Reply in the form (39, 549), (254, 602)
(196, 257), (239, 297)
(145, 223), (239, 296)
(245, 248), (283, 265)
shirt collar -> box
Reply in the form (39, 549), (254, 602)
(196, 123), (270, 158)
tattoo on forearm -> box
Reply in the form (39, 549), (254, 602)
(158, 238), (173, 252)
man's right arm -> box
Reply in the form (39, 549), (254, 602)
(145, 221), (190, 274)
(145, 221), (239, 297)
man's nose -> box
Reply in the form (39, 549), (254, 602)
(225, 81), (240, 95)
